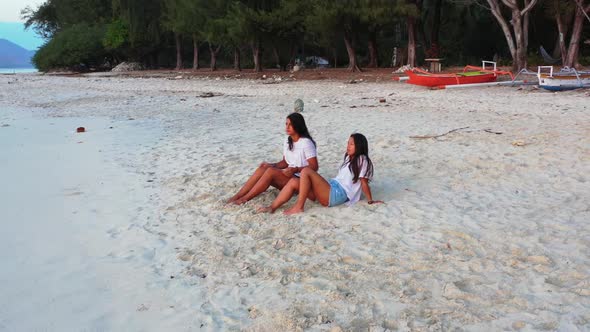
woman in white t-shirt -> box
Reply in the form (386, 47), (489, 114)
(227, 113), (318, 205)
(259, 133), (383, 214)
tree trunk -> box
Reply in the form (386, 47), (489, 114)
(192, 35), (199, 70)
(552, 5), (575, 58)
(430, 0), (442, 47)
(512, 13), (527, 71)
(175, 32), (182, 70)
(273, 46), (288, 71)
(564, 3), (590, 67)
(343, 32), (361, 72)
(367, 30), (378, 68)
(554, 2), (568, 60)
(332, 47), (338, 68)
(209, 43), (221, 71)
(524, 0), (530, 51)
(486, 0), (538, 71)
(234, 47), (241, 71)
(407, 17), (416, 67)
(273, 46), (280, 70)
(288, 43), (297, 69)
(488, 0), (517, 62)
(251, 41), (262, 72)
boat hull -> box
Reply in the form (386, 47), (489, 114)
(405, 70), (498, 87)
(538, 73), (590, 91)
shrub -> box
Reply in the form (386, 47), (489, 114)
(33, 24), (106, 71)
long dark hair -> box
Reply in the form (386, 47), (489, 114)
(342, 133), (374, 183)
(287, 113), (316, 150)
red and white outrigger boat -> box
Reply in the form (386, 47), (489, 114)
(398, 61), (517, 89)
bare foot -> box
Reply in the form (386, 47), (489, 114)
(226, 196), (239, 204)
(283, 206), (304, 215)
(256, 206), (273, 213)
(234, 198), (247, 205)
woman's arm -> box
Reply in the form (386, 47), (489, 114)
(262, 158), (288, 169)
(291, 157), (319, 174)
(274, 158), (288, 169)
(306, 157), (319, 172)
(360, 178), (384, 204)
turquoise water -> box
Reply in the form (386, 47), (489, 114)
(0, 68), (38, 74)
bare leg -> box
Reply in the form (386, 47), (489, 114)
(269, 178), (299, 212)
(284, 168), (331, 215)
(227, 165), (269, 203)
(258, 179), (316, 213)
(235, 168), (290, 204)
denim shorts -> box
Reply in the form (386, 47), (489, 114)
(328, 179), (348, 207)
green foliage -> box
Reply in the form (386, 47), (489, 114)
(103, 19), (128, 50)
(32, 24), (107, 71)
(23, 0), (111, 37)
(115, 0), (162, 50)
(21, 0), (589, 70)
(22, 2), (59, 39)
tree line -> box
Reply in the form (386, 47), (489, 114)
(23, 0), (590, 72)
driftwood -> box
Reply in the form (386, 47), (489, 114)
(410, 126), (470, 139)
(483, 129), (503, 135)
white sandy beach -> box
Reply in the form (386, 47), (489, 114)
(0, 73), (589, 331)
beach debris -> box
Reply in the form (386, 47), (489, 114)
(248, 306), (260, 319)
(262, 75), (285, 84)
(511, 140), (527, 146)
(76, 127), (85, 133)
(112, 62), (144, 72)
(136, 304), (149, 312)
(393, 64), (413, 73)
(198, 92), (223, 98)
(379, 98), (386, 103)
(274, 238), (286, 250)
(280, 275), (290, 285)
(527, 255), (551, 265)
(512, 321), (526, 330)
(294, 99), (304, 113)
(410, 126), (470, 139)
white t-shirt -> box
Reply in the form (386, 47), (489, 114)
(333, 156), (371, 205)
(283, 137), (317, 172)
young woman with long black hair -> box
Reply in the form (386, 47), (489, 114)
(227, 113), (318, 205)
(259, 133), (383, 214)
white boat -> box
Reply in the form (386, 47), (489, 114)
(537, 66), (590, 91)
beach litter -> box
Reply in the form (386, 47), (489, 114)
(294, 99), (304, 112)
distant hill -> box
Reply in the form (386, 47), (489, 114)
(0, 39), (36, 68)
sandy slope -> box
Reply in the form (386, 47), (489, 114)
(0, 73), (589, 331)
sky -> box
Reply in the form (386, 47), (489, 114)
(0, 0), (46, 50)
